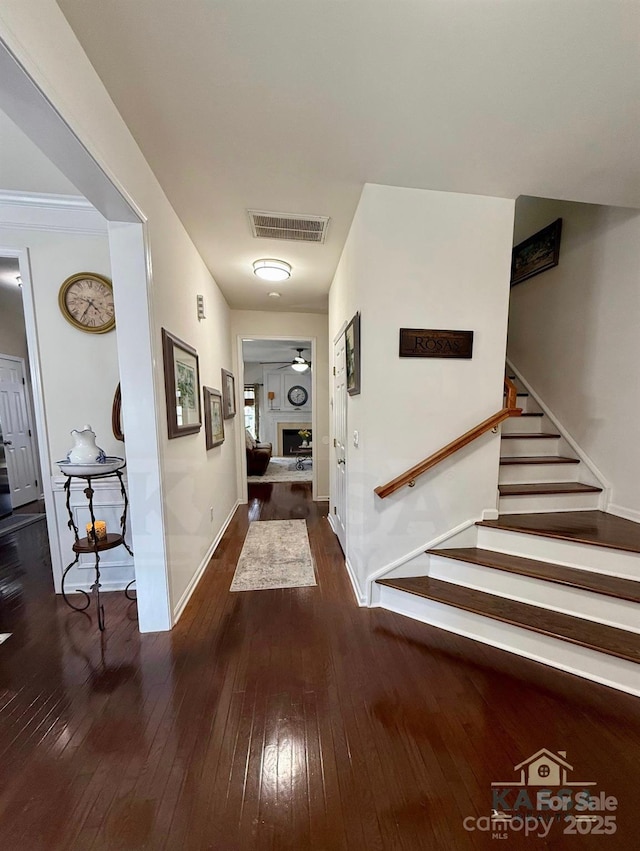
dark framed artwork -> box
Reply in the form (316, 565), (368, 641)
(162, 328), (202, 438)
(221, 368), (237, 419)
(204, 386), (225, 449)
(511, 218), (562, 286)
(345, 311), (361, 396)
(111, 383), (124, 441)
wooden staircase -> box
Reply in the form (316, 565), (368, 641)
(498, 375), (603, 512)
(376, 510), (640, 694)
(374, 371), (640, 696)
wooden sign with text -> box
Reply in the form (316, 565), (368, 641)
(399, 328), (474, 359)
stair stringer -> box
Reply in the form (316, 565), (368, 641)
(506, 358), (611, 506)
(367, 515), (487, 605)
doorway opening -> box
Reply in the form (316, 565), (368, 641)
(241, 337), (315, 492)
(0, 257), (41, 515)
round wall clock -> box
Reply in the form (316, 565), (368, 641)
(58, 272), (115, 334)
(287, 385), (308, 407)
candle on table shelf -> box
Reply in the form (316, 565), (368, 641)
(86, 520), (107, 543)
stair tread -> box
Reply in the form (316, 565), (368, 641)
(429, 547), (640, 603)
(520, 412), (544, 417)
(516, 392), (529, 397)
(376, 576), (640, 664)
(478, 511), (640, 554)
(500, 455), (579, 465)
(502, 432), (560, 439)
(499, 482), (602, 496)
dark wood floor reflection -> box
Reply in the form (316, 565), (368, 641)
(1, 483), (640, 849)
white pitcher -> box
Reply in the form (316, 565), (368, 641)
(66, 424), (107, 465)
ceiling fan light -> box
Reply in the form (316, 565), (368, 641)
(291, 361), (309, 372)
(253, 259), (291, 282)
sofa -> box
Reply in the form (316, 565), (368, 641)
(246, 429), (272, 476)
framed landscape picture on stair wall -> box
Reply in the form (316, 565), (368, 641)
(345, 311), (361, 396)
(511, 218), (562, 286)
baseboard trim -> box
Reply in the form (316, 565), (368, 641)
(69, 578), (133, 593)
(326, 514), (365, 605)
(172, 500), (240, 624)
(345, 556), (366, 606)
(608, 503), (640, 524)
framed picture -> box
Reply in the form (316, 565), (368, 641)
(161, 328), (202, 438)
(203, 386), (225, 449)
(111, 383), (124, 442)
(221, 368), (237, 419)
(345, 311), (361, 396)
(511, 218), (562, 286)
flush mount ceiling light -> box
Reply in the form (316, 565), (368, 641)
(253, 258), (291, 282)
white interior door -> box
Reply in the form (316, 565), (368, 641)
(333, 335), (347, 551)
(0, 356), (39, 508)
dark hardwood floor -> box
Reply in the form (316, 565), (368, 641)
(1, 484), (640, 849)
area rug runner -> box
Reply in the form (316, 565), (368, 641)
(0, 513), (45, 539)
(230, 519), (316, 591)
(247, 456), (312, 484)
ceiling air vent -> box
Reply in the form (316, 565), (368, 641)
(248, 210), (330, 243)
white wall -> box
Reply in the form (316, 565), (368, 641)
(0, 226), (119, 469)
(231, 310), (330, 498)
(0, 2), (239, 627)
(508, 196), (640, 520)
(329, 184), (514, 595)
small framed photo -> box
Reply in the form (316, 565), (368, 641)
(345, 311), (361, 396)
(204, 386), (225, 449)
(511, 218), (562, 286)
(162, 328), (202, 438)
(221, 368), (237, 419)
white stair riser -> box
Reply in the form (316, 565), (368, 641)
(476, 526), (640, 581)
(377, 585), (640, 697)
(498, 492), (602, 513)
(500, 436), (561, 456)
(429, 555), (640, 633)
(501, 416), (545, 435)
(515, 396), (541, 414)
(499, 464), (579, 484)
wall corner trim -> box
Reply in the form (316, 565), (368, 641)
(172, 499), (240, 624)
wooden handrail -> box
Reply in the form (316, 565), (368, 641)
(374, 378), (522, 499)
(504, 375), (518, 410)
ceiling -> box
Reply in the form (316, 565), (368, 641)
(56, 1), (640, 313)
(242, 339), (311, 365)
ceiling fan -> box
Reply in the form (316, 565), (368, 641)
(259, 347), (311, 372)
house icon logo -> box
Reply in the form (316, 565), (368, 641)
(491, 749), (596, 788)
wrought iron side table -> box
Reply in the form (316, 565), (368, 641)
(60, 463), (134, 631)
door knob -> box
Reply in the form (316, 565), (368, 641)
(2, 440), (12, 446)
